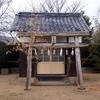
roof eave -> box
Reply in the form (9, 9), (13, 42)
(14, 30), (90, 37)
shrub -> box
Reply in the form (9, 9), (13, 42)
(0, 41), (7, 66)
(93, 63), (100, 73)
(0, 44), (19, 68)
(8, 61), (19, 67)
(7, 45), (19, 61)
(81, 44), (100, 72)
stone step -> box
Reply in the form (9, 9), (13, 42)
(32, 81), (73, 86)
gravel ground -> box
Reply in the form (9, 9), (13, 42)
(0, 73), (100, 100)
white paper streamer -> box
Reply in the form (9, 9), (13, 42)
(53, 49), (56, 55)
(66, 49), (68, 55)
(60, 48), (63, 56)
(35, 49), (37, 55)
(71, 48), (74, 56)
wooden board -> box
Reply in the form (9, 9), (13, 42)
(37, 62), (65, 74)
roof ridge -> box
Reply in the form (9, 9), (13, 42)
(17, 12), (81, 17)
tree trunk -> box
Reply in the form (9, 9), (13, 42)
(25, 44), (32, 90)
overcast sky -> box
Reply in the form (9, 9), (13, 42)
(12, 0), (100, 25)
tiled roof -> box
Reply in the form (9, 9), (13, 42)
(11, 12), (90, 34)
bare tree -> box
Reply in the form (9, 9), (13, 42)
(0, 0), (12, 18)
(26, 0), (85, 13)
(66, 0), (86, 13)
(94, 8), (100, 28)
(39, 0), (68, 13)
(0, 0), (14, 44)
(91, 7), (100, 44)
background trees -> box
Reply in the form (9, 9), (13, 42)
(0, 0), (13, 32)
(0, 41), (7, 65)
(0, 0), (14, 43)
(1, 0), (100, 73)
(0, 0), (13, 68)
(26, 0), (85, 13)
(81, 8), (100, 72)
(92, 8), (100, 44)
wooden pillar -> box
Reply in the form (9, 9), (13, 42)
(25, 41), (32, 90)
(34, 59), (37, 77)
(33, 50), (38, 84)
(75, 36), (85, 90)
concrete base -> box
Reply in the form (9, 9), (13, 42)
(1, 69), (9, 75)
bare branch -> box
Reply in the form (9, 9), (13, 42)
(26, 0), (37, 12)
(0, 0), (14, 44)
(38, 0), (85, 13)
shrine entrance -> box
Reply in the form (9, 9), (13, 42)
(37, 48), (65, 75)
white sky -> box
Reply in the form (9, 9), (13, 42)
(11, 0), (100, 26)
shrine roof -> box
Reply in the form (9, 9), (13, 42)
(11, 12), (90, 35)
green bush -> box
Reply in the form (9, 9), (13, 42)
(7, 61), (19, 67)
(81, 44), (100, 72)
(0, 44), (19, 68)
(93, 63), (100, 73)
(0, 41), (7, 66)
(7, 45), (19, 61)
(5, 45), (19, 68)
(81, 46), (90, 58)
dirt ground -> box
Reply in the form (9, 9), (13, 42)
(0, 73), (100, 100)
